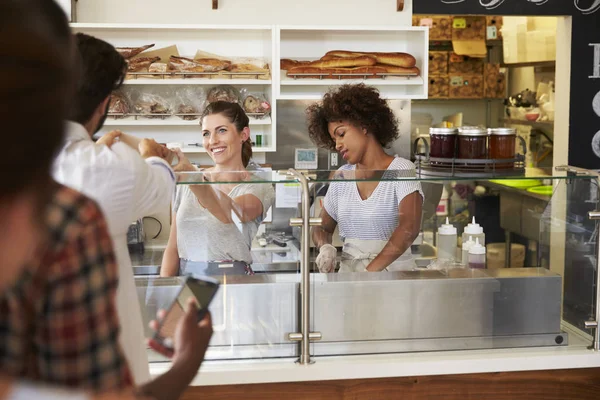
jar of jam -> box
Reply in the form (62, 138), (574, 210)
(429, 127), (458, 163)
(488, 127), (516, 168)
(458, 126), (487, 160)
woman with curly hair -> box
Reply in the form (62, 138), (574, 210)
(308, 84), (423, 273)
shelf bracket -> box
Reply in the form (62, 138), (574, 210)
(397, 0), (404, 11)
(212, 0), (218, 9)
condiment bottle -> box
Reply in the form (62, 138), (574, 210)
(462, 217), (485, 247)
(488, 127), (516, 169)
(437, 217), (457, 262)
(468, 238), (486, 269)
(457, 126), (487, 160)
(462, 235), (475, 266)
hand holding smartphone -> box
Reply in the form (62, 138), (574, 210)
(151, 275), (220, 352)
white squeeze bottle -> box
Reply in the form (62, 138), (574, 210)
(468, 238), (486, 269)
(462, 217), (485, 246)
(437, 217), (458, 261)
(462, 235), (476, 266)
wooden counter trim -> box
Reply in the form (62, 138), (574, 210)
(182, 367), (600, 400)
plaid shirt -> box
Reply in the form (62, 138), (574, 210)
(0, 184), (132, 392)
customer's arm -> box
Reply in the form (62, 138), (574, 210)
(160, 214), (180, 277)
(128, 139), (176, 218)
(140, 300), (213, 400)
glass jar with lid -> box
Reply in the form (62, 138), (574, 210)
(488, 127), (516, 168)
(429, 127), (458, 163)
(457, 126), (487, 160)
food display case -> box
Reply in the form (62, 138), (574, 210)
(135, 166), (600, 366)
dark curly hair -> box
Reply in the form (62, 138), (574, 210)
(306, 84), (399, 151)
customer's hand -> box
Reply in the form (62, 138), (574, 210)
(315, 243), (337, 273)
(139, 139), (174, 164)
(96, 130), (122, 148)
(172, 148), (196, 172)
(148, 298), (213, 371)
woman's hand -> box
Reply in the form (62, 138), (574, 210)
(172, 148), (196, 172)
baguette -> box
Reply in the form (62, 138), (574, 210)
(324, 50), (416, 68)
(306, 56), (376, 68)
(280, 59), (306, 70)
(374, 64), (420, 75)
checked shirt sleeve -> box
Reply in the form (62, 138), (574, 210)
(34, 194), (133, 392)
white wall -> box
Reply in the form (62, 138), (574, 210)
(76, 0), (412, 26)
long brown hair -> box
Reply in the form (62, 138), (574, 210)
(202, 101), (252, 167)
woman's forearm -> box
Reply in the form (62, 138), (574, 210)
(366, 222), (419, 272)
(312, 226), (333, 249)
(189, 185), (237, 224)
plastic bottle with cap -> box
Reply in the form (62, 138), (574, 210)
(462, 216), (485, 247)
(468, 238), (486, 269)
(461, 235), (476, 266)
(436, 217), (457, 262)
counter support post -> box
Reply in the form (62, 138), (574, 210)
(288, 169), (313, 364)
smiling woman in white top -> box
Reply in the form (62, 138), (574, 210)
(161, 101), (274, 277)
(308, 84), (423, 273)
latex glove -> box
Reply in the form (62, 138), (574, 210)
(316, 244), (337, 273)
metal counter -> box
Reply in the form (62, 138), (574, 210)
(136, 267), (565, 361)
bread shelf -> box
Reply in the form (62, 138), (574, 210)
(279, 75), (423, 86)
(181, 146), (276, 154)
(122, 79), (271, 85)
(104, 116), (272, 126)
(276, 26), (429, 100)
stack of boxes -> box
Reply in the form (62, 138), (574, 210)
(414, 15), (506, 100)
(502, 17), (556, 64)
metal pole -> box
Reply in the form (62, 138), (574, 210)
(288, 169), (312, 364)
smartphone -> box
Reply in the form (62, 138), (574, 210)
(153, 275), (220, 350)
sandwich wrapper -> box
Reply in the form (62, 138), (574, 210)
(452, 40), (487, 58)
(130, 45), (180, 79)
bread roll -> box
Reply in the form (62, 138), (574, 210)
(324, 50), (417, 68)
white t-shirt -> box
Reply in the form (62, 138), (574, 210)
(324, 157), (424, 241)
(174, 180), (275, 263)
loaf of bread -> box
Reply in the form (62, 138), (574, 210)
(373, 64), (420, 75)
(324, 50), (416, 68)
(306, 56), (376, 69)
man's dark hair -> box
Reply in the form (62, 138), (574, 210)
(69, 33), (127, 125)
(0, 0), (73, 206)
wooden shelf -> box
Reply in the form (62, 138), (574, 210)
(503, 118), (554, 129)
(105, 116), (271, 126)
(501, 61), (555, 69)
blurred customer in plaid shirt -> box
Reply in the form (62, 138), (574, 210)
(0, 1), (212, 399)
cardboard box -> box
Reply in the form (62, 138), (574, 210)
(429, 51), (449, 75)
(486, 16), (503, 39)
(448, 53), (484, 74)
(448, 74), (484, 99)
(452, 16), (487, 41)
(484, 64), (506, 99)
(428, 74), (450, 99)
(416, 15), (452, 41)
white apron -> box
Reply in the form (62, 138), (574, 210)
(339, 238), (416, 273)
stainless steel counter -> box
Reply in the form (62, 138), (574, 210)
(137, 267), (566, 361)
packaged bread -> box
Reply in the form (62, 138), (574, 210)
(207, 85), (240, 104)
(108, 92), (131, 118)
(116, 44), (155, 60)
(241, 90), (271, 116)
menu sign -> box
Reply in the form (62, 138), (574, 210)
(414, 1), (600, 169)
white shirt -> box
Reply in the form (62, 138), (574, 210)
(52, 121), (176, 384)
(324, 157), (424, 241)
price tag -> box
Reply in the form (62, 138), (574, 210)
(453, 18), (467, 29)
(487, 26), (498, 40)
(419, 18), (433, 28)
(450, 76), (464, 86)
